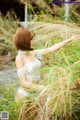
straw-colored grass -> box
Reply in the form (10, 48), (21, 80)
(0, 13), (80, 120)
(20, 0), (28, 4)
(18, 21), (80, 120)
(0, 12), (19, 56)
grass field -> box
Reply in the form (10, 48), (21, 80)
(0, 14), (80, 120)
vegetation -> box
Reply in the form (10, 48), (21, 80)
(20, 0), (80, 24)
(0, 1), (80, 120)
(0, 12), (18, 56)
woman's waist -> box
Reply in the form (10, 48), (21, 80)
(26, 74), (40, 82)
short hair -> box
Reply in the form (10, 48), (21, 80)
(14, 27), (35, 51)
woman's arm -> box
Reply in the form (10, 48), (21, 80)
(16, 55), (45, 91)
(35, 35), (80, 55)
(19, 75), (44, 91)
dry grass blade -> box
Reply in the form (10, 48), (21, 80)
(20, 0), (28, 4)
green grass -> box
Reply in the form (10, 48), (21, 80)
(0, 84), (22, 120)
(0, 13), (80, 120)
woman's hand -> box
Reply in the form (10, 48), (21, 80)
(70, 35), (80, 40)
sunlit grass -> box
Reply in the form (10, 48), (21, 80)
(18, 20), (80, 119)
(0, 13), (80, 120)
(0, 12), (19, 56)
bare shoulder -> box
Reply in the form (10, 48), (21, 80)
(30, 50), (36, 56)
(15, 55), (24, 69)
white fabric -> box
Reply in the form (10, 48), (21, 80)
(17, 50), (43, 81)
(18, 50), (30, 54)
(18, 88), (29, 97)
(35, 50), (43, 60)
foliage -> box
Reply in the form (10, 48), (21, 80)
(0, 83), (21, 120)
(70, 4), (80, 25)
(0, 9), (80, 120)
(15, 20), (80, 119)
(45, 0), (53, 4)
(0, 12), (19, 56)
(0, 1), (80, 120)
(20, 0), (80, 24)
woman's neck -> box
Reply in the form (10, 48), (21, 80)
(18, 50), (30, 55)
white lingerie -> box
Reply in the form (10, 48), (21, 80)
(18, 88), (29, 97)
(17, 50), (43, 97)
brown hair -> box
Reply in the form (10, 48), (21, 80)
(14, 27), (35, 51)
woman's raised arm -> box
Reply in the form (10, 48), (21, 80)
(35, 35), (80, 55)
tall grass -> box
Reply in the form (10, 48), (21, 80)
(0, 13), (80, 120)
(0, 12), (19, 56)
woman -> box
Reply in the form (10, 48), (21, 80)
(14, 27), (79, 103)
